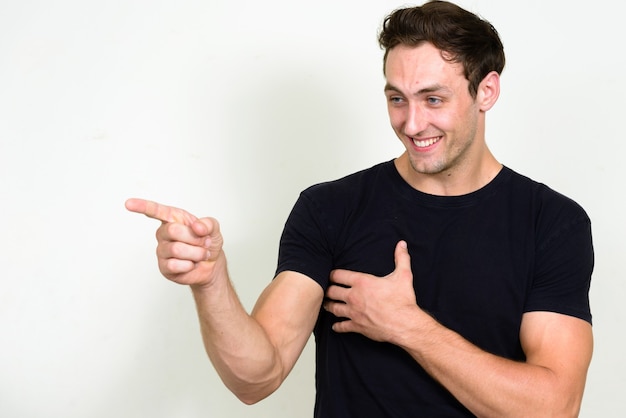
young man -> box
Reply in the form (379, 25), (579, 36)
(126, 1), (593, 416)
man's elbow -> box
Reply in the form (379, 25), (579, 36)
(233, 386), (276, 405)
(541, 390), (584, 418)
(237, 393), (265, 406)
(558, 396), (584, 418)
(227, 378), (282, 406)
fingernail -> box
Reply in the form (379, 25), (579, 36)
(204, 238), (211, 248)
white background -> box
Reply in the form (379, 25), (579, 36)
(1, 0), (623, 416)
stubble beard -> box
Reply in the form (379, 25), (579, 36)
(407, 130), (477, 177)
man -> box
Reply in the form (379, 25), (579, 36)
(126, 1), (593, 416)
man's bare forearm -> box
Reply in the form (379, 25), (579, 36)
(394, 310), (592, 418)
(190, 256), (283, 404)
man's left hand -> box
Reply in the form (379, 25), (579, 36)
(324, 240), (420, 343)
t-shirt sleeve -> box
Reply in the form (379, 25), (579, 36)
(275, 190), (334, 290)
(524, 206), (594, 324)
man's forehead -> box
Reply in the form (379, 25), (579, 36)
(384, 81), (453, 95)
(386, 44), (459, 71)
(384, 45), (465, 91)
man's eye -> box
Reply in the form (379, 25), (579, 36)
(389, 96), (404, 104)
(427, 97), (442, 105)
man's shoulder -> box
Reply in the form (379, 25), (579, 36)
(302, 160), (394, 196)
(506, 167), (586, 207)
(503, 166), (591, 232)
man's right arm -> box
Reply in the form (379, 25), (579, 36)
(125, 198), (323, 404)
(192, 269), (322, 404)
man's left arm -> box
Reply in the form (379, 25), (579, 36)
(324, 241), (593, 418)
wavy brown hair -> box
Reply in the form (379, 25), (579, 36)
(378, 1), (505, 98)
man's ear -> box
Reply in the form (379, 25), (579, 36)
(476, 71), (500, 111)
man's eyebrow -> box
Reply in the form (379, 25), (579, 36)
(384, 83), (400, 93)
(384, 83), (452, 95)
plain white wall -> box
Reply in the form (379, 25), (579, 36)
(1, 0), (623, 416)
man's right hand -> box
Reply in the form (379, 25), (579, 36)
(125, 198), (225, 288)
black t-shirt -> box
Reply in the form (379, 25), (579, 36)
(276, 161), (593, 417)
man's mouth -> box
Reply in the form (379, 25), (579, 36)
(412, 136), (442, 148)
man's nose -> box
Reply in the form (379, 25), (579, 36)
(404, 104), (429, 135)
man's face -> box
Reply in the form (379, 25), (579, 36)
(384, 43), (483, 177)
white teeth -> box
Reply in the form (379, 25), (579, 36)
(412, 136), (440, 148)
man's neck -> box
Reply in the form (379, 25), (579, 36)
(394, 152), (502, 196)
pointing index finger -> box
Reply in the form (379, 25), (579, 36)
(125, 198), (198, 224)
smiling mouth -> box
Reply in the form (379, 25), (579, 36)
(412, 136), (442, 148)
